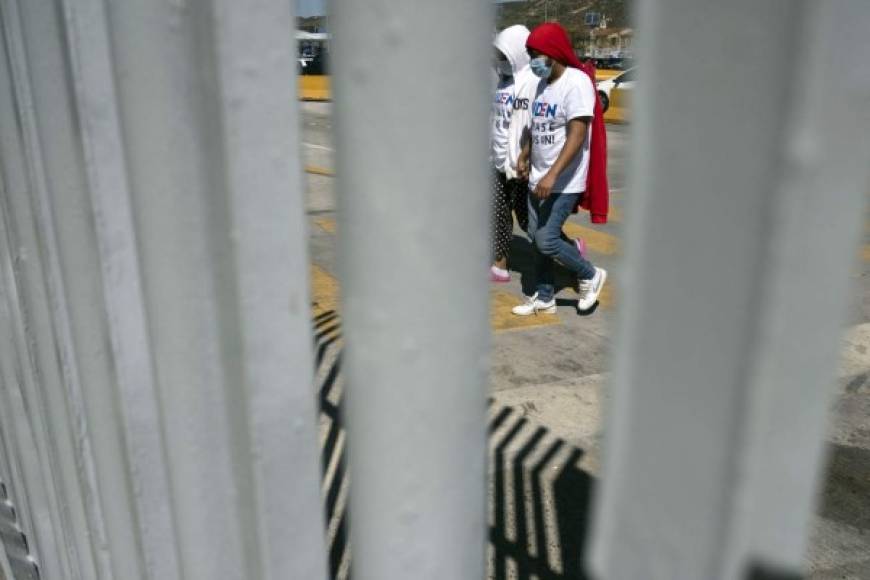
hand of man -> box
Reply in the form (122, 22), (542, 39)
(534, 172), (556, 199)
(517, 156), (530, 181)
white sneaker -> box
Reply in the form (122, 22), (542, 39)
(577, 267), (607, 312)
(511, 293), (557, 316)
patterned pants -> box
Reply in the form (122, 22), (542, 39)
(491, 170), (529, 262)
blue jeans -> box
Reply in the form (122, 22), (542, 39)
(527, 191), (596, 302)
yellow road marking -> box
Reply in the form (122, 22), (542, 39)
(561, 222), (621, 256)
(308, 219), (619, 324)
(315, 217), (337, 234)
(311, 265), (340, 316)
(305, 165), (334, 177)
(863, 245), (870, 262)
(308, 265), (565, 331)
(298, 75), (331, 101)
(596, 70), (622, 81)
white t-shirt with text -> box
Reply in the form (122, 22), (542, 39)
(529, 67), (595, 194)
(491, 76), (515, 172)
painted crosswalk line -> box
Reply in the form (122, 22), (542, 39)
(308, 265), (563, 332)
(305, 165), (334, 177)
(561, 221), (621, 256)
(314, 218), (337, 234)
(311, 264), (340, 316)
(309, 217), (617, 326)
(311, 265), (560, 332)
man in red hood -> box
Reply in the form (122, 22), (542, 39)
(512, 23), (608, 316)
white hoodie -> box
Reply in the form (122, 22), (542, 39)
(494, 25), (538, 180)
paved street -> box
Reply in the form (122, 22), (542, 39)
(300, 101), (870, 578)
(301, 100), (627, 391)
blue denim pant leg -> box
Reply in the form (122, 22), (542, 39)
(527, 191), (596, 302)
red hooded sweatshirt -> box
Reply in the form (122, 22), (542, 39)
(526, 23), (609, 223)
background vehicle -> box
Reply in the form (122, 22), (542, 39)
(297, 30), (330, 75)
(590, 56), (634, 70)
(596, 66), (636, 113)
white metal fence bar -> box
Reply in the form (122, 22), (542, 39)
(720, 2), (870, 575)
(207, 1), (329, 577)
(330, 0), (492, 578)
(0, 0), (328, 579)
(0, 202), (57, 580)
(7, 0), (163, 576)
(591, 0), (870, 578)
(59, 0), (181, 576)
(0, 2), (97, 575)
(0, 63), (55, 580)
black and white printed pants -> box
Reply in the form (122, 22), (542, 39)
(491, 170), (528, 263)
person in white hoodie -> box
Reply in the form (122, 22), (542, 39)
(490, 26), (584, 282)
(490, 25), (536, 282)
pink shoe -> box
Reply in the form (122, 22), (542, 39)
(490, 266), (511, 283)
(574, 238), (588, 259)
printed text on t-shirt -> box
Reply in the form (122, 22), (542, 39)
(533, 120), (558, 145)
(532, 101), (558, 118)
(494, 92), (530, 111)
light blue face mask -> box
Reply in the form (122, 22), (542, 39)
(530, 56), (552, 79)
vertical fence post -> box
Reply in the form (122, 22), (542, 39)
(591, 1), (870, 578)
(330, 1), (492, 579)
(9, 0), (181, 575)
(0, 75), (50, 580)
(0, 203), (61, 580)
(0, 0), (329, 578)
(0, 2), (96, 575)
(93, 0), (329, 577)
(0, 203), (47, 580)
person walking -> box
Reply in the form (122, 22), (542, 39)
(490, 25), (534, 282)
(490, 25), (587, 282)
(512, 22), (609, 315)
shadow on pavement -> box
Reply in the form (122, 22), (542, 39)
(511, 234), (593, 304)
(312, 311), (597, 580)
(817, 442), (870, 531)
(488, 404), (594, 580)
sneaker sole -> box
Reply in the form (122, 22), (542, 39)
(512, 306), (558, 316)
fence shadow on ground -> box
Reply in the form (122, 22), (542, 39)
(312, 309), (350, 579)
(312, 311), (596, 580)
(488, 405), (594, 580)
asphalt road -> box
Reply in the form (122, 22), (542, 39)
(300, 101), (870, 578)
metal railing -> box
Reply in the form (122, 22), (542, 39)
(0, 0), (868, 579)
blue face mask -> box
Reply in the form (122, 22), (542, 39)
(530, 56), (552, 79)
